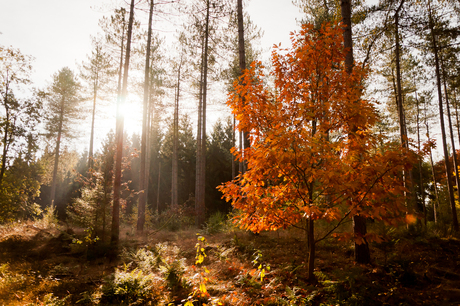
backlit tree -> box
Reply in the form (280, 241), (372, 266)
(219, 22), (414, 281)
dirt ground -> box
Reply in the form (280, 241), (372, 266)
(1, 222), (460, 305)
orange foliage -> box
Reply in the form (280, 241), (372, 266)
(219, 22), (414, 239)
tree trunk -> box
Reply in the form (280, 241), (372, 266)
(307, 217), (315, 282)
(454, 89), (460, 146)
(237, 0), (250, 170)
(425, 114), (440, 224)
(0, 85), (10, 187)
(112, 0), (135, 246)
(195, 54), (203, 226)
(195, 1), (210, 227)
(144, 97), (152, 214)
(341, 0), (371, 264)
(428, 0), (459, 232)
(415, 88), (426, 227)
(157, 160), (161, 213)
(442, 59), (460, 229)
(172, 59), (182, 208)
(137, 0), (154, 234)
(395, 0), (406, 149)
(232, 114), (236, 179)
(50, 96), (65, 207)
(88, 46), (100, 170)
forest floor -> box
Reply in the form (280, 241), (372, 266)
(1, 220), (460, 305)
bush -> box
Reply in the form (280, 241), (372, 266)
(120, 247), (163, 273)
(203, 211), (227, 234)
(101, 265), (159, 305)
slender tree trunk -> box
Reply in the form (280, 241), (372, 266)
(195, 55), (203, 225)
(428, 0), (459, 232)
(102, 187), (108, 241)
(237, 0), (250, 172)
(195, 1), (210, 227)
(232, 114), (236, 179)
(88, 46), (100, 170)
(88, 83), (98, 170)
(395, 0), (406, 149)
(145, 98), (152, 214)
(0, 84), (10, 187)
(239, 130), (243, 173)
(341, 0), (371, 264)
(157, 160), (161, 213)
(307, 120), (317, 282)
(415, 88), (427, 227)
(307, 217), (315, 281)
(0, 106), (9, 187)
(441, 59), (460, 228)
(112, 0), (135, 246)
(454, 89), (460, 146)
(172, 60), (182, 208)
(50, 97), (65, 207)
(137, 0), (154, 234)
(425, 111), (440, 224)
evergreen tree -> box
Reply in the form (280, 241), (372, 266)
(45, 67), (82, 209)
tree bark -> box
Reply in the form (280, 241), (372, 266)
(50, 96), (65, 207)
(195, 1), (210, 227)
(341, 0), (371, 264)
(425, 112), (440, 224)
(88, 45), (100, 171)
(112, 0), (135, 246)
(137, 0), (154, 234)
(237, 0), (250, 170)
(172, 59), (182, 208)
(441, 59), (460, 230)
(395, 0), (406, 149)
(0, 83), (10, 186)
(415, 88), (427, 227)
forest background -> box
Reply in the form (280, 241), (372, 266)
(1, 0), (460, 304)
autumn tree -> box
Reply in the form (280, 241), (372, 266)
(220, 22), (413, 281)
(45, 67), (82, 209)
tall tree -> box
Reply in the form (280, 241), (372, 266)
(426, 0), (459, 232)
(45, 67), (81, 208)
(220, 22), (413, 281)
(171, 55), (184, 208)
(137, 0), (155, 234)
(237, 0), (250, 173)
(80, 37), (111, 170)
(0, 46), (39, 186)
(340, 0), (371, 264)
(112, 0), (136, 246)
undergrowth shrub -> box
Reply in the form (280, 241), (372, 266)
(31, 293), (70, 306)
(160, 258), (187, 291)
(101, 264), (160, 305)
(0, 263), (26, 290)
(120, 246), (163, 273)
(36, 204), (59, 229)
(203, 211), (227, 234)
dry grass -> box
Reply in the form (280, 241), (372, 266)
(1, 219), (460, 305)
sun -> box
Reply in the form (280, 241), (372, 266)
(116, 97), (143, 136)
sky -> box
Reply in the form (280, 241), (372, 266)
(0, 0), (303, 153)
